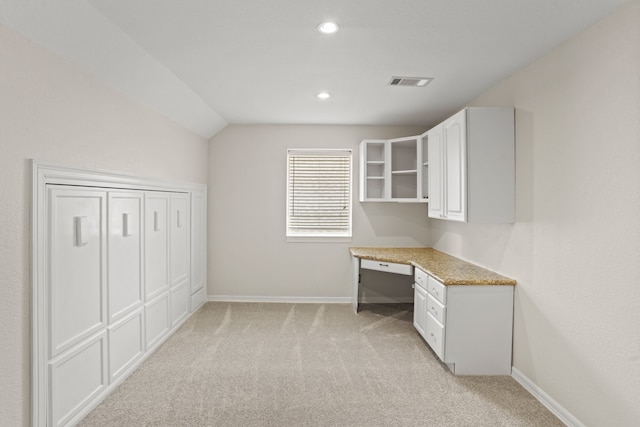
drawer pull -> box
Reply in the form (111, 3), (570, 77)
(379, 263), (389, 267)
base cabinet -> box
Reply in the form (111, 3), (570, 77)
(413, 280), (428, 337)
(413, 268), (514, 375)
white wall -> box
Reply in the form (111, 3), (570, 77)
(208, 125), (429, 300)
(428, 2), (640, 425)
(0, 26), (209, 426)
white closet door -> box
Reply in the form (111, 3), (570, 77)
(108, 191), (143, 322)
(170, 193), (190, 287)
(48, 187), (107, 357)
(144, 193), (170, 300)
(190, 191), (205, 295)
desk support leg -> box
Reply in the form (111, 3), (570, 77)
(351, 254), (360, 313)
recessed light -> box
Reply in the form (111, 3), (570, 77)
(316, 92), (331, 100)
(318, 22), (339, 34)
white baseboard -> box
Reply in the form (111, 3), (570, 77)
(208, 295), (351, 304)
(360, 296), (413, 303)
(207, 295), (413, 304)
(511, 367), (583, 427)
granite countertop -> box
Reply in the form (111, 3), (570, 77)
(349, 247), (516, 286)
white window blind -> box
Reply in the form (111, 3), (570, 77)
(286, 149), (352, 239)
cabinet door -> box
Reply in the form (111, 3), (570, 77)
(144, 193), (170, 300)
(413, 282), (428, 338)
(170, 193), (190, 287)
(425, 311), (445, 360)
(443, 110), (467, 222)
(171, 280), (190, 326)
(419, 133), (429, 201)
(108, 191), (143, 322)
(427, 124), (444, 218)
(48, 187), (107, 357)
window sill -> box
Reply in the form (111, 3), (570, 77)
(286, 235), (352, 243)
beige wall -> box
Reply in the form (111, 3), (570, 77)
(0, 26), (209, 425)
(428, 2), (640, 425)
(208, 124), (429, 300)
(4, 1), (639, 424)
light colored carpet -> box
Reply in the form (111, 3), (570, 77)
(79, 302), (563, 426)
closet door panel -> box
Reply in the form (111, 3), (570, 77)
(145, 292), (170, 350)
(49, 332), (107, 427)
(144, 193), (170, 300)
(108, 191), (144, 322)
(48, 188), (106, 357)
(191, 287), (206, 312)
(190, 191), (205, 294)
(171, 280), (190, 326)
(170, 193), (190, 287)
(108, 309), (144, 382)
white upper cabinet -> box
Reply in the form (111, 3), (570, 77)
(359, 136), (427, 203)
(428, 107), (515, 223)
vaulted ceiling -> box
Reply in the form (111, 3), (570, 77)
(0, 0), (628, 138)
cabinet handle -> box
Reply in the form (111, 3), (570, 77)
(379, 263), (389, 267)
(122, 213), (131, 237)
(74, 216), (88, 246)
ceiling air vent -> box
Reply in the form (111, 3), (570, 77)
(388, 76), (433, 87)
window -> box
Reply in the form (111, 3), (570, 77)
(286, 149), (352, 241)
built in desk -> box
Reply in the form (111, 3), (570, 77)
(349, 247), (517, 375)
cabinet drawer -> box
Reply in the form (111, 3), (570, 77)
(414, 268), (429, 288)
(427, 275), (447, 304)
(361, 259), (413, 275)
(427, 293), (446, 324)
(425, 311), (445, 360)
